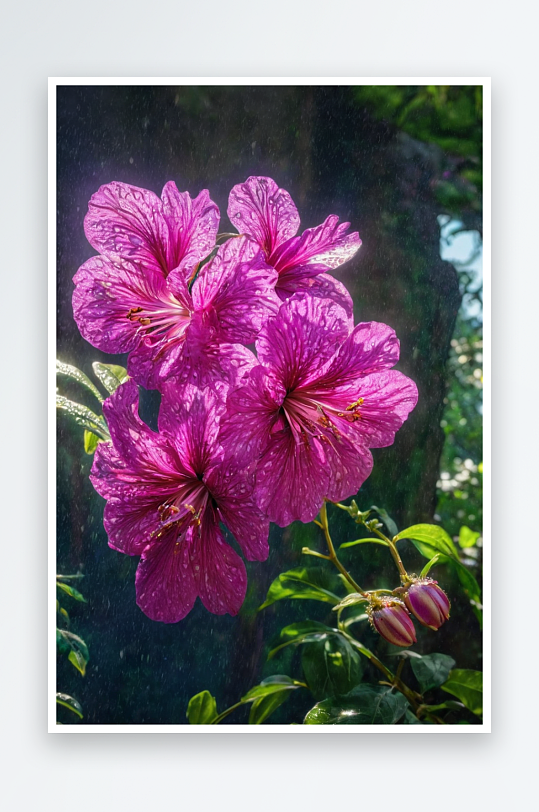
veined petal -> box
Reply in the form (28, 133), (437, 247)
(135, 530), (198, 623)
(158, 383), (225, 476)
(72, 254), (167, 354)
(191, 236), (279, 344)
(100, 380), (184, 478)
(255, 428), (330, 526)
(101, 486), (171, 556)
(161, 183), (220, 274)
(84, 181), (170, 275)
(257, 294), (351, 391)
(162, 316), (257, 389)
(206, 462), (270, 562)
(228, 176), (300, 256)
(277, 272), (355, 323)
(335, 370), (419, 449)
(310, 321), (402, 396)
(218, 365), (284, 469)
(270, 214), (361, 273)
(192, 511), (247, 616)
(322, 431), (374, 503)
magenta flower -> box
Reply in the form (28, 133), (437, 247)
(84, 180), (220, 277)
(222, 295), (418, 527)
(90, 379), (269, 622)
(404, 579), (451, 630)
(228, 176), (361, 316)
(74, 187), (279, 388)
(368, 598), (417, 647)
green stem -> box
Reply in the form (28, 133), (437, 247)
(369, 526), (409, 582)
(320, 502), (422, 715)
(211, 701), (245, 725)
(319, 502), (366, 594)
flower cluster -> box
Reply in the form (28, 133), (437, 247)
(73, 176), (418, 623)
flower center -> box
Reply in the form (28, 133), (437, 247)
(155, 478), (210, 540)
(127, 293), (191, 357)
(281, 390), (364, 446)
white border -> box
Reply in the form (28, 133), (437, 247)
(49, 77), (490, 733)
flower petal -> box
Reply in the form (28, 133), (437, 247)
(309, 321), (403, 399)
(135, 530), (198, 623)
(228, 176), (300, 256)
(277, 272), (354, 323)
(192, 512), (247, 616)
(167, 317), (257, 389)
(161, 183), (219, 273)
(270, 214), (361, 273)
(256, 294), (351, 391)
(100, 380), (183, 477)
(322, 431), (374, 503)
(84, 181), (170, 274)
(255, 428), (330, 526)
(339, 370), (419, 448)
(206, 462), (270, 562)
(158, 383), (225, 476)
(218, 365), (284, 469)
(191, 236), (279, 343)
(72, 254), (166, 354)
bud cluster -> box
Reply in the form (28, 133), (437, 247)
(368, 578), (450, 647)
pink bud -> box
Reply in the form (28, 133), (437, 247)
(369, 598), (417, 647)
(404, 579), (450, 630)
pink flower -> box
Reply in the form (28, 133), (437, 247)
(404, 579), (451, 630)
(84, 180), (220, 277)
(73, 180), (279, 390)
(90, 379), (269, 622)
(228, 176), (361, 317)
(222, 295), (418, 526)
(368, 598), (417, 647)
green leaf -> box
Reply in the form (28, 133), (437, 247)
(259, 567), (342, 610)
(56, 693), (83, 719)
(56, 395), (110, 440)
(332, 593), (368, 612)
(56, 581), (86, 602)
(249, 691), (292, 725)
(304, 685), (408, 725)
(267, 621), (335, 659)
(301, 635), (363, 699)
(56, 360), (103, 403)
(186, 690), (218, 724)
(92, 362), (129, 395)
(411, 653), (456, 693)
(369, 505), (398, 537)
(339, 537), (389, 550)
(459, 525), (481, 548)
(242, 675), (302, 701)
(422, 700), (465, 712)
(57, 629), (89, 676)
(84, 430), (100, 454)
(403, 709), (423, 724)
(68, 650), (87, 676)
(441, 669), (483, 715)
(420, 554), (442, 578)
(395, 523), (460, 559)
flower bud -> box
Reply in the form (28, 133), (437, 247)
(368, 598), (417, 647)
(404, 579), (450, 630)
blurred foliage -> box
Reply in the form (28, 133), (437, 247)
(356, 85), (482, 214)
(56, 573), (88, 722)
